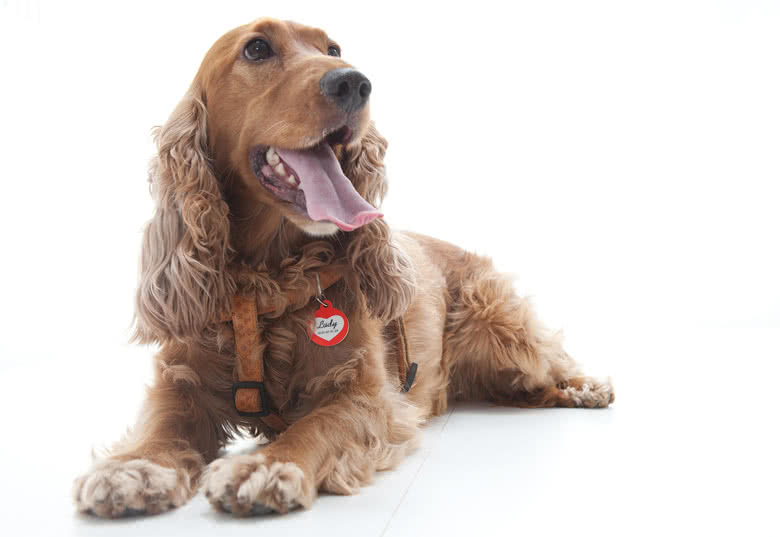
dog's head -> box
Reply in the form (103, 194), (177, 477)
(198, 19), (383, 235)
(135, 19), (412, 343)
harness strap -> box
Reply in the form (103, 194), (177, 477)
(231, 293), (288, 432)
(395, 318), (418, 393)
(395, 317), (417, 393)
(228, 269), (343, 433)
(228, 268), (417, 434)
(218, 268), (344, 323)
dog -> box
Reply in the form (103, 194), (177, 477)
(72, 17), (614, 518)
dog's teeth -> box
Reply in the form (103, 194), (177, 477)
(287, 176), (297, 186)
(274, 163), (286, 177)
(266, 148), (280, 166)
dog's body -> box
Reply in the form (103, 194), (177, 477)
(73, 18), (613, 518)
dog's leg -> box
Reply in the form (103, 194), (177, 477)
(201, 389), (420, 516)
(73, 352), (225, 518)
(444, 257), (614, 408)
(202, 338), (422, 516)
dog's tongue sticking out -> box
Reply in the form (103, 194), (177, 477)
(276, 144), (382, 231)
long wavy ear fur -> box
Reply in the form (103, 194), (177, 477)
(343, 122), (416, 321)
(133, 85), (235, 343)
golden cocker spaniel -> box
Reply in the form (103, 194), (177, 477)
(73, 17), (614, 518)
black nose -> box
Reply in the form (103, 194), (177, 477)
(320, 68), (372, 113)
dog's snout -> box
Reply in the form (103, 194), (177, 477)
(320, 68), (371, 113)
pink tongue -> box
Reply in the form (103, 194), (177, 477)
(276, 144), (383, 231)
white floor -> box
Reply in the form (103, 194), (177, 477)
(2, 320), (777, 537)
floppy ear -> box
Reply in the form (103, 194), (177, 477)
(134, 85), (235, 343)
(342, 122), (416, 321)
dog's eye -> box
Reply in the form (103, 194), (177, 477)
(244, 39), (274, 61)
(327, 46), (340, 57)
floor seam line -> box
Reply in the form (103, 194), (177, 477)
(379, 408), (455, 537)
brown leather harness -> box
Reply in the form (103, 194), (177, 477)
(222, 269), (417, 434)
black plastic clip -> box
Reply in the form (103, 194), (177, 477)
(232, 381), (270, 417)
(401, 362), (418, 393)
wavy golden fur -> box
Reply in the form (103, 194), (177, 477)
(73, 18), (614, 518)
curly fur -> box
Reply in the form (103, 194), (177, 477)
(74, 17), (613, 519)
(134, 87), (235, 343)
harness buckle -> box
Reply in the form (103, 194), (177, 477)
(402, 362), (418, 393)
(232, 381), (271, 417)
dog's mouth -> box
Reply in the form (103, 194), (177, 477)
(250, 126), (383, 232)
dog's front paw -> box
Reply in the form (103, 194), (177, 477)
(201, 453), (313, 516)
(73, 459), (190, 518)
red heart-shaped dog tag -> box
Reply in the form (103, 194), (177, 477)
(308, 300), (349, 346)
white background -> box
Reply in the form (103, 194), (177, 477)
(1, 1), (778, 536)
